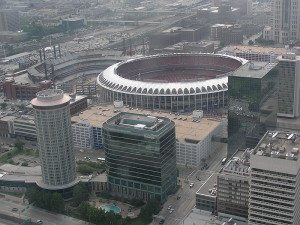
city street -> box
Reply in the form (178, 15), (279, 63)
(152, 144), (227, 225)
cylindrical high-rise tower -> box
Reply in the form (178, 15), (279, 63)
(31, 89), (76, 188)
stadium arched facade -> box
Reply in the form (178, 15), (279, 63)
(97, 54), (247, 112)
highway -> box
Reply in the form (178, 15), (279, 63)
(0, 198), (86, 225)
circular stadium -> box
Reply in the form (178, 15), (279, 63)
(98, 53), (247, 112)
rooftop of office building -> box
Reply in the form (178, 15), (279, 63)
(222, 149), (251, 176)
(71, 104), (224, 143)
(250, 130), (300, 175)
(231, 61), (277, 79)
(221, 45), (290, 55)
(253, 131), (300, 162)
(31, 89), (71, 107)
(103, 112), (172, 136)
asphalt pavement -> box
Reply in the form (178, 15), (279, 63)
(151, 144), (227, 225)
(0, 198), (87, 225)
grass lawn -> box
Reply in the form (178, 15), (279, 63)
(0, 147), (38, 164)
(129, 218), (151, 225)
(76, 160), (105, 175)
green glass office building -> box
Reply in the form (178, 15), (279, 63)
(102, 112), (177, 202)
(227, 62), (278, 157)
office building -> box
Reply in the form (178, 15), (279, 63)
(71, 104), (226, 165)
(72, 120), (93, 149)
(249, 131), (300, 225)
(227, 61), (278, 157)
(31, 89), (76, 189)
(217, 149), (250, 222)
(102, 112), (177, 202)
(0, 116), (15, 138)
(277, 53), (300, 118)
(266, 0), (300, 44)
(13, 116), (36, 141)
(0, 9), (20, 32)
(196, 173), (218, 213)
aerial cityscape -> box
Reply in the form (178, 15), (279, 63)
(0, 0), (300, 224)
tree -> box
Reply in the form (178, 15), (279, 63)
(25, 187), (65, 213)
(14, 140), (24, 152)
(72, 183), (89, 206)
(140, 198), (161, 222)
(248, 40), (254, 45)
(0, 102), (7, 109)
(51, 192), (65, 213)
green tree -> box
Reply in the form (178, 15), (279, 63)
(248, 40), (254, 45)
(14, 140), (24, 152)
(51, 192), (65, 213)
(140, 198), (161, 222)
(25, 187), (65, 213)
(72, 183), (89, 206)
(0, 102), (7, 109)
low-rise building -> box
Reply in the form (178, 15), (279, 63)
(217, 149), (250, 222)
(72, 120), (93, 149)
(3, 76), (52, 100)
(71, 104), (227, 165)
(69, 94), (88, 116)
(0, 115), (15, 137)
(12, 116), (36, 141)
(196, 173), (218, 213)
(219, 45), (289, 63)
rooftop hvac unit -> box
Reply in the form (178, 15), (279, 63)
(287, 133), (294, 140)
(192, 110), (203, 119)
(270, 151), (279, 158)
(292, 148), (299, 155)
(113, 100), (124, 108)
(272, 132), (278, 139)
(286, 153), (295, 160)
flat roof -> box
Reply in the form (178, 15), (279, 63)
(231, 61), (277, 79)
(251, 131), (300, 174)
(222, 149), (250, 176)
(0, 115), (16, 122)
(13, 73), (35, 85)
(71, 105), (224, 143)
(254, 131), (300, 162)
(31, 89), (71, 107)
(222, 45), (289, 55)
(90, 173), (107, 182)
(196, 173), (218, 196)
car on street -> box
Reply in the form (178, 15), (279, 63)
(11, 208), (18, 212)
(36, 220), (43, 224)
(169, 209), (174, 214)
(189, 183), (194, 188)
(177, 195), (181, 200)
(167, 205), (172, 210)
(159, 219), (165, 224)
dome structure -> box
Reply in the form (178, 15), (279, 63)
(98, 53), (247, 111)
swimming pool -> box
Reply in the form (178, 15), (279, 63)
(100, 203), (121, 214)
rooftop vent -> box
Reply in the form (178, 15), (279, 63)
(282, 52), (296, 60)
(270, 151), (279, 158)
